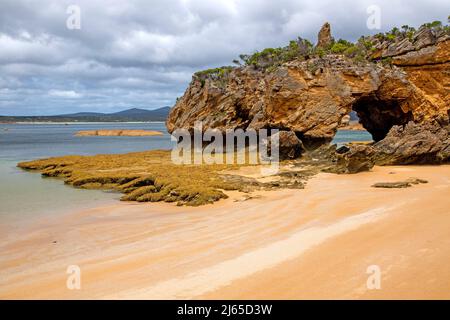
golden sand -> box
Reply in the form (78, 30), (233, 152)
(0, 165), (449, 299)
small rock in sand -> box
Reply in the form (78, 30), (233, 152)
(371, 177), (428, 188)
(234, 194), (262, 202)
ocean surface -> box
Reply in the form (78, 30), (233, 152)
(0, 122), (172, 224)
(0, 123), (371, 223)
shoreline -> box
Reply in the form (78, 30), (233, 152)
(1, 121), (166, 125)
(0, 165), (449, 299)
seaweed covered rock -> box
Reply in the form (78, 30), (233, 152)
(17, 151), (245, 206)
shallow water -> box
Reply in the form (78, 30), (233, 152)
(0, 122), (172, 223)
(332, 130), (372, 146)
(0, 123), (371, 224)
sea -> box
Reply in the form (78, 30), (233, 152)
(0, 123), (371, 223)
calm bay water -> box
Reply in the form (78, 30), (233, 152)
(0, 123), (371, 223)
(0, 122), (172, 223)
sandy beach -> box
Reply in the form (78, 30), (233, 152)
(0, 165), (449, 299)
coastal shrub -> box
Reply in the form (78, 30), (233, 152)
(247, 47), (284, 67)
(343, 45), (360, 57)
(314, 47), (325, 58)
(330, 39), (353, 53)
(237, 37), (314, 71)
(238, 35), (374, 70)
(228, 21), (450, 73)
(372, 20), (449, 47)
(422, 20), (442, 29)
(194, 66), (234, 83)
(193, 66), (235, 88)
(400, 25), (416, 40)
(358, 37), (374, 50)
(385, 33), (396, 41)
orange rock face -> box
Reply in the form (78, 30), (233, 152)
(167, 25), (449, 163)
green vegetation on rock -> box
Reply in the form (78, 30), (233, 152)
(237, 37), (314, 71)
(190, 19), (450, 86)
(194, 66), (234, 87)
(194, 66), (234, 79)
(237, 19), (449, 70)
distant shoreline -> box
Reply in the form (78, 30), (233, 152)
(0, 107), (171, 124)
(75, 129), (164, 137)
(1, 121), (166, 125)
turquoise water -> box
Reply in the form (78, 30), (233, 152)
(0, 124), (371, 224)
(333, 130), (372, 146)
(0, 122), (172, 223)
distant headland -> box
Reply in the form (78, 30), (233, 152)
(0, 107), (171, 123)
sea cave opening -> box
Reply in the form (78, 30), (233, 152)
(351, 95), (414, 142)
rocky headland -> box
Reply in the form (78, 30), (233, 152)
(167, 21), (450, 172)
(17, 20), (450, 206)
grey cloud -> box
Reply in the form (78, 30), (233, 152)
(0, 0), (448, 115)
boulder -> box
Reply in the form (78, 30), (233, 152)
(334, 144), (376, 174)
(371, 177), (428, 188)
(372, 120), (450, 165)
(266, 130), (304, 160)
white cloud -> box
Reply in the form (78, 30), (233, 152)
(48, 90), (83, 98)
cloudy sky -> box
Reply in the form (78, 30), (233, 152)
(0, 0), (448, 115)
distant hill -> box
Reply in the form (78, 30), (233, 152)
(0, 107), (171, 123)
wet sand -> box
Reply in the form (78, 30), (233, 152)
(0, 165), (449, 299)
